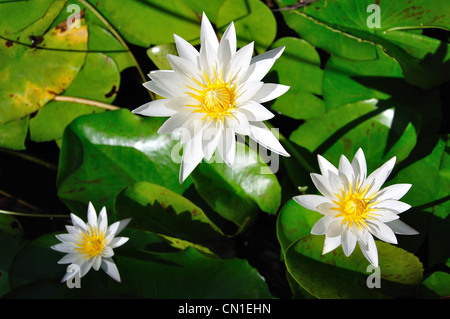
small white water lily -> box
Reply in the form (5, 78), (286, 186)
(51, 202), (131, 283)
(293, 148), (418, 267)
(132, 13), (290, 183)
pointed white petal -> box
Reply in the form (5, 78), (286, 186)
(248, 122), (289, 156)
(341, 231), (357, 257)
(180, 130), (205, 182)
(243, 46), (285, 82)
(51, 243), (75, 254)
(174, 34), (199, 65)
(365, 156), (396, 196)
(101, 257), (121, 282)
(375, 184), (412, 202)
(101, 246), (114, 258)
(79, 259), (93, 278)
(293, 194), (331, 212)
(70, 213), (87, 231)
(235, 81), (263, 103)
(338, 154), (354, 183)
(229, 42), (254, 80)
(352, 148), (367, 181)
(310, 173), (337, 200)
(237, 101), (274, 122)
(87, 202), (97, 227)
(167, 54), (202, 79)
(97, 206), (108, 233)
(251, 83), (289, 103)
(109, 237), (129, 249)
(92, 255), (102, 271)
(217, 126), (236, 166)
(375, 200), (411, 214)
(326, 218), (345, 237)
(217, 21), (236, 65)
(385, 219), (419, 235)
(132, 99), (177, 117)
(158, 112), (192, 134)
(372, 209), (400, 223)
(317, 154), (338, 178)
(311, 215), (334, 235)
(368, 220), (398, 244)
(359, 235), (378, 267)
(323, 235), (341, 255)
(57, 253), (79, 265)
(201, 12), (219, 53)
(55, 233), (75, 243)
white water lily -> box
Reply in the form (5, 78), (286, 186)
(132, 13), (290, 183)
(293, 148), (418, 267)
(51, 202), (131, 282)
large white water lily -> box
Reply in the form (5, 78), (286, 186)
(293, 148), (418, 267)
(132, 13), (290, 183)
(51, 202), (131, 283)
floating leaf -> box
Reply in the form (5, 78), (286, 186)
(285, 235), (424, 299)
(57, 109), (192, 214)
(191, 141), (282, 233)
(114, 181), (234, 258)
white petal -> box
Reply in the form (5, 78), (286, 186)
(87, 202), (97, 227)
(217, 21), (236, 65)
(243, 46), (285, 82)
(230, 111), (250, 135)
(79, 259), (93, 278)
(372, 209), (400, 223)
(326, 218), (345, 237)
(143, 78), (179, 99)
(375, 184), (412, 202)
(51, 242), (75, 254)
(311, 215), (334, 235)
(101, 257), (121, 282)
(365, 156), (396, 197)
(375, 200), (411, 214)
(174, 34), (199, 65)
(385, 219), (419, 235)
(310, 173), (337, 200)
(202, 124), (222, 161)
(352, 148), (367, 181)
(167, 54), (202, 79)
(180, 129), (205, 182)
(338, 154), (354, 184)
(237, 101), (274, 122)
(158, 112), (192, 134)
(57, 253), (79, 265)
(217, 126), (236, 166)
(359, 235), (378, 267)
(251, 83), (289, 103)
(92, 255), (102, 271)
(317, 154), (338, 178)
(368, 220), (398, 244)
(201, 12), (219, 53)
(293, 194), (332, 212)
(97, 206), (108, 233)
(70, 213), (87, 231)
(341, 231), (357, 257)
(248, 122), (289, 156)
(229, 41), (254, 80)
(109, 237), (129, 249)
(235, 81), (264, 104)
(323, 235), (341, 255)
(55, 233), (75, 243)
(101, 246), (114, 258)
(132, 99), (177, 117)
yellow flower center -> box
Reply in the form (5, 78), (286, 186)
(75, 226), (106, 259)
(188, 69), (236, 122)
(333, 184), (377, 230)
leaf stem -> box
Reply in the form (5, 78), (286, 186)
(76, 0), (155, 100)
(52, 95), (120, 110)
(0, 209), (69, 218)
(0, 148), (58, 171)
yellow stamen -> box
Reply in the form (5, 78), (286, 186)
(188, 68), (236, 122)
(75, 226), (106, 259)
(333, 183), (377, 230)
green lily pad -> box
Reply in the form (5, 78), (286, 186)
(269, 37), (325, 120)
(285, 235), (424, 299)
(114, 181), (234, 258)
(56, 109), (192, 215)
(191, 141), (282, 233)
